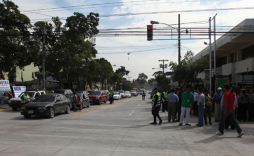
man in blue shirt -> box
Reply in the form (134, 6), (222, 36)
(166, 89), (179, 122)
(213, 87), (222, 122)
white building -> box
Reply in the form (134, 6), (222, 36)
(194, 19), (254, 89)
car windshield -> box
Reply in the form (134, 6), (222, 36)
(33, 95), (55, 102)
(130, 90), (136, 92)
(19, 92), (35, 98)
(114, 92), (119, 95)
(119, 91), (124, 93)
(125, 91), (130, 94)
(89, 91), (101, 95)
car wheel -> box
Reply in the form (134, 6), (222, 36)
(65, 105), (70, 114)
(12, 107), (17, 111)
(98, 100), (101, 105)
(104, 100), (107, 104)
(48, 108), (55, 118)
(87, 103), (90, 108)
(24, 114), (31, 118)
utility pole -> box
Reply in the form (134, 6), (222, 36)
(178, 14), (181, 87)
(213, 14), (217, 93)
(159, 59), (169, 74)
(43, 22), (46, 91)
(209, 17), (212, 95)
(178, 14), (181, 65)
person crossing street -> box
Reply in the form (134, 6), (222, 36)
(166, 89), (179, 122)
(150, 88), (162, 125)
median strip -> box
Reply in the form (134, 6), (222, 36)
(74, 98), (128, 116)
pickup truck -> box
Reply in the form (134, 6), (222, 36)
(9, 91), (46, 111)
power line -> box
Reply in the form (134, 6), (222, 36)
(28, 6), (254, 22)
(97, 46), (177, 54)
(21, 0), (220, 13)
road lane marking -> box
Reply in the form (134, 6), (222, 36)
(129, 110), (135, 116)
(74, 98), (128, 116)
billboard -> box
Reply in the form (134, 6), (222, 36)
(0, 80), (11, 93)
(13, 86), (26, 97)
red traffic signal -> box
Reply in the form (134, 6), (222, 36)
(147, 25), (153, 41)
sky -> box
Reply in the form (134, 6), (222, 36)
(10, 0), (254, 80)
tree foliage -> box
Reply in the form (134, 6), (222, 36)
(115, 66), (130, 76)
(0, 0), (34, 80)
(137, 73), (148, 88)
(152, 71), (171, 89)
(32, 12), (99, 88)
(169, 50), (208, 86)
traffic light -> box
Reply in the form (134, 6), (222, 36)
(147, 25), (153, 41)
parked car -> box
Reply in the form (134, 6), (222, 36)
(113, 92), (121, 100)
(118, 90), (126, 98)
(130, 90), (138, 97)
(88, 91), (107, 105)
(20, 94), (72, 118)
(9, 91), (46, 111)
(76, 91), (90, 108)
(54, 89), (73, 103)
(125, 91), (131, 98)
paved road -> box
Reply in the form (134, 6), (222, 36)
(0, 96), (254, 156)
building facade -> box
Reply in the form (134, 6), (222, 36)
(194, 19), (254, 90)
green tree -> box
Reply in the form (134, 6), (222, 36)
(32, 12), (99, 89)
(137, 73), (148, 88)
(169, 50), (208, 86)
(152, 71), (170, 89)
(0, 0), (34, 81)
(115, 66), (130, 76)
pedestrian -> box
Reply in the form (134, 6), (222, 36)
(213, 87), (222, 122)
(179, 85), (194, 126)
(248, 89), (254, 121)
(166, 89), (179, 122)
(109, 90), (114, 104)
(162, 89), (168, 112)
(193, 89), (199, 117)
(142, 91), (146, 101)
(73, 92), (78, 112)
(204, 89), (213, 125)
(150, 88), (162, 125)
(237, 89), (248, 121)
(196, 88), (205, 127)
(76, 96), (82, 111)
(0, 92), (4, 105)
(176, 88), (182, 122)
(216, 84), (244, 137)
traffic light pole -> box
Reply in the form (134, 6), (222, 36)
(178, 14), (181, 65)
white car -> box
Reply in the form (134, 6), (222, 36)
(125, 91), (131, 98)
(113, 92), (121, 100)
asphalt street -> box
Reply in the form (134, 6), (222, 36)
(0, 96), (254, 156)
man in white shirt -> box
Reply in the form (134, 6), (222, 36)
(196, 88), (205, 127)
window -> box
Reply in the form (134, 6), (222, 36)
(242, 45), (254, 60)
(35, 93), (39, 98)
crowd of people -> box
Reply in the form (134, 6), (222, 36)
(150, 83), (248, 137)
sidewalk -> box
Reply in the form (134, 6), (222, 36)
(0, 104), (10, 109)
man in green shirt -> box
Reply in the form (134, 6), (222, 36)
(179, 86), (194, 126)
